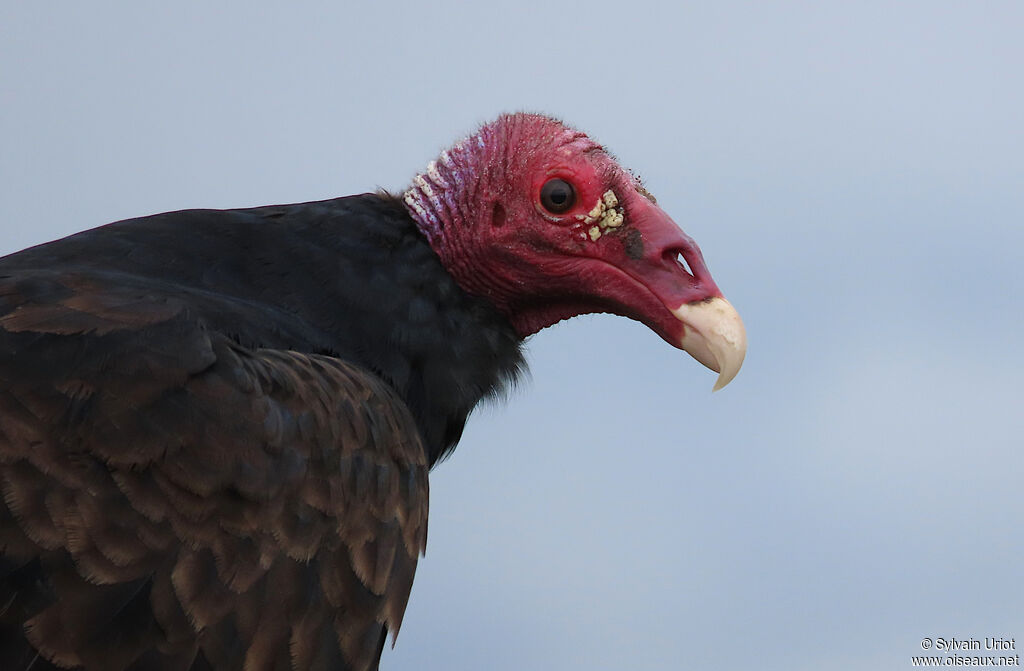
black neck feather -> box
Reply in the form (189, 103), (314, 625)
(7, 193), (526, 466)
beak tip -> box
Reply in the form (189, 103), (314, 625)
(673, 297), (747, 392)
(711, 364), (741, 392)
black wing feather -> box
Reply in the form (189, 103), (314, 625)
(0, 272), (429, 671)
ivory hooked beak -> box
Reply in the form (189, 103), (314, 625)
(673, 297), (747, 391)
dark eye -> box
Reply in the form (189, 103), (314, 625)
(539, 178), (576, 214)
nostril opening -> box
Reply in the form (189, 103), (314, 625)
(664, 249), (694, 277)
(676, 252), (693, 276)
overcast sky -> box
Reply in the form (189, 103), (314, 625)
(2, 3), (1022, 670)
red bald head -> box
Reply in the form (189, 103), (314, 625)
(404, 113), (745, 389)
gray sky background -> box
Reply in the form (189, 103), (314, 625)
(2, 3), (1021, 670)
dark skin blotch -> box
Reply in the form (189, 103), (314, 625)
(623, 228), (643, 260)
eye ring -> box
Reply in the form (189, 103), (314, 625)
(539, 178), (576, 214)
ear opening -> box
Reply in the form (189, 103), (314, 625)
(491, 201), (506, 228)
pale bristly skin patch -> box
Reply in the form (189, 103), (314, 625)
(577, 189), (625, 241)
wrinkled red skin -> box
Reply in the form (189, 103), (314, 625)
(406, 114), (724, 349)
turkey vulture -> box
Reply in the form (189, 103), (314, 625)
(0, 113), (745, 670)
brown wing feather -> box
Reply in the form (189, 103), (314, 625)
(0, 275), (429, 671)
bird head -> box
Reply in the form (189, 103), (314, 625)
(404, 113), (746, 390)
